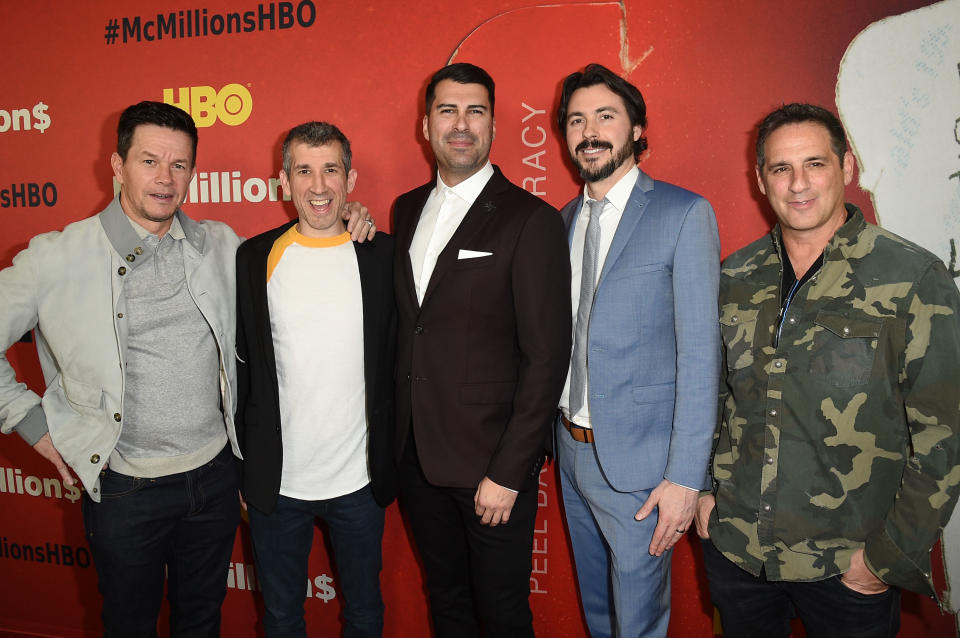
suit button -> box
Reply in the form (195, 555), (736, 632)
(415, 326), (424, 334)
(126, 254), (136, 262)
(117, 312), (124, 319)
(90, 454), (100, 464)
(114, 412), (121, 422)
(118, 266), (127, 276)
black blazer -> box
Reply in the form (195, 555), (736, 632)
(392, 166), (571, 491)
(236, 221), (398, 512)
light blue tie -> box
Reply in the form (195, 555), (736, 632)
(569, 198), (605, 417)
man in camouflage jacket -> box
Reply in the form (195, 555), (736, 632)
(695, 103), (960, 638)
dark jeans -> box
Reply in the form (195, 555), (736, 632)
(702, 538), (901, 638)
(82, 444), (241, 638)
(398, 437), (538, 638)
(247, 485), (385, 638)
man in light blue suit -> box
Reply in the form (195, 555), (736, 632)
(554, 64), (721, 637)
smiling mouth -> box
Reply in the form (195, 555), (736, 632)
(446, 133), (476, 146)
(575, 140), (613, 160)
(309, 198), (332, 210)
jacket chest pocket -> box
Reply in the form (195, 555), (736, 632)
(720, 305), (760, 371)
(808, 310), (883, 387)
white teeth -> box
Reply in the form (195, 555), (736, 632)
(309, 199), (331, 207)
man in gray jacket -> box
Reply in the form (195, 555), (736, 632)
(0, 101), (242, 637)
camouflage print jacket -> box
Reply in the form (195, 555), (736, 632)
(708, 205), (960, 599)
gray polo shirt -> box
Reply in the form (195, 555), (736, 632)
(109, 216), (227, 477)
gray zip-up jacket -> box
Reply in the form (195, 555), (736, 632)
(0, 197), (242, 501)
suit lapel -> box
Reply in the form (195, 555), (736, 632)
(397, 185), (433, 314)
(354, 241), (379, 396)
(564, 195), (584, 249)
(419, 169), (506, 308)
(250, 223), (294, 385)
(597, 171), (652, 286)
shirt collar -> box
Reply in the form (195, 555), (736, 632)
(127, 213), (186, 241)
(582, 165), (639, 214)
(437, 161), (494, 206)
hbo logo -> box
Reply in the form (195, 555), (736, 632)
(162, 84), (252, 128)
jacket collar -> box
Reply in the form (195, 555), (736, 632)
(99, 197), (206, 270)
(771, 203), (864, 263)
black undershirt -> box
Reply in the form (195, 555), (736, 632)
(775, 210), (850, 346)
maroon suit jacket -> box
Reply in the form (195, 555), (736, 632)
(393, 166), (571, 491)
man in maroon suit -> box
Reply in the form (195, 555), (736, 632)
(392, 63), (571, 637)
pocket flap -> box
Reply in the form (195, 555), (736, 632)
(61, 376), (103, 408)
(631, 382), (676, 405)
(814, 310), (883, 339)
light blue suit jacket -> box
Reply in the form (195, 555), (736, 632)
(560, 169), (721, 492)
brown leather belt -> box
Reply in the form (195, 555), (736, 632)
(561, 415), (595, 443)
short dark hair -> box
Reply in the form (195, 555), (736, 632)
(281, 121), (353, 174)
(116, 101), (198, 165)
(425, 63), (495, 114)
(557, 64), (648, 159)
(756, 103), (848, 168)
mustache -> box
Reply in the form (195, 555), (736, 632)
(576, 139), (613, 153)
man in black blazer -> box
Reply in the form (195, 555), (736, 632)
(236, 122), (396, 638)
(393, 63), (571, 637)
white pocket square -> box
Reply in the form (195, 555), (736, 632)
(458, 250), (492, 259)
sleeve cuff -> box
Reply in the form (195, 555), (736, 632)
(14, 404), (49, 446)
(864, 525), (936, 599)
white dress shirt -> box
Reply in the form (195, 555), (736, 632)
(559, 166), (640, 428)
(409, 162), (494, 305)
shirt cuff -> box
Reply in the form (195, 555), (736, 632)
(668, 479), (701, 492)
(14, 404), (49, 446)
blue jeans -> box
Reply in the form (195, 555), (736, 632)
(81, 444), (241, 638)
(702, 538), (901, 638)
(248, 485), (385, 638)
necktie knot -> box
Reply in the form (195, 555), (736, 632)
(588, 197), (606, 218)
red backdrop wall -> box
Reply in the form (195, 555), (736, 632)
(1, 1), (953, 636)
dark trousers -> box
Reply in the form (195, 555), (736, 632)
(702, 538), (901, 638)
(398, 436), (538, 638)
(82, 445), (241, 638)
(247, 485), (386, 638)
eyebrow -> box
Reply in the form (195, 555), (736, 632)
(435, 102), (488, 111)
(568, 105), (620, 119)
(766, 154), (832, 169)
(142, 150), (191, 164)
(293, 161), (341, 170)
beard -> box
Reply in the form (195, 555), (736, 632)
(573, 139), (635, 183)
